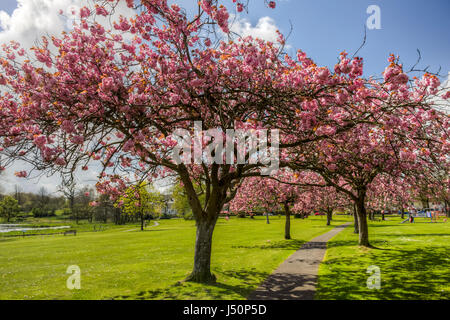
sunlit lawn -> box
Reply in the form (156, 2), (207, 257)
(0, 215), (351, 300)
(316, 216), (450, 300)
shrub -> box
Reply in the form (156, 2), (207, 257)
(31, 207), (56, 218)
(182, 211), (194, 220)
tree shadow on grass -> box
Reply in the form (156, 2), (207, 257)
(381, 233), (450, 238)
(110, 269), (272, 300)
(366, 223), (410, 228)
(231, 239), (306, 250)
(326, 239), (397, 251)
(317, 245), (450, 299)
(247, 272), (317, 300)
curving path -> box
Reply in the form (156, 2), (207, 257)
(122, 221), (160, 232)
(247, 222), (351, 300)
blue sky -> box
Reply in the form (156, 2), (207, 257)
(1, 0), (449, 77)
(247, 0), (450, 78)
(164, 0), (450, 78)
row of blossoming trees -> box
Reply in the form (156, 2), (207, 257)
(0, 0), (448, 283)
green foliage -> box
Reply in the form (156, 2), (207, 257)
(171, 183), (190, 217)
(72, 203), (93, 221)
(171, 180), (205, 219)
(118, 183), (164, 220)
(12, 191), (65, 214)
(31, 207), (56, 218)
(182, 211), (194, 220)
(0, 196), (20, 222)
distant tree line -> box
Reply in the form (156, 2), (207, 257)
(0, 180), (174, 225)
(0, 186), (65, 220)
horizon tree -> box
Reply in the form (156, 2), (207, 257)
(0, 195), (20, 222)
(117, 182), (164, 230)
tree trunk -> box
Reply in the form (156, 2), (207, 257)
(284, 202), (291, 240)
(326, 209), (332, 226)
(421, 198), (430, 209)
(140, 211), (144, 231)
(266, 213), (270, 224)
(353, 204), (359, 234)
(114, 208), (120, 225)
(179, 165), (231, 284)
(69, 197), (74, 216)
(445, 201), (449, 218)
(185, 217), (218, 283)
(401, 205), (404, 219)
(355, 193), (370, 247)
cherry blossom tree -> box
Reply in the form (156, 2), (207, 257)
(307, 185), (348, 225)
(287, 55), (449, 246)
(230, 170), (308, 239)
(366, 175), (414, 220)
(410, 162), (450, 216)
(0, 0), (294, 283)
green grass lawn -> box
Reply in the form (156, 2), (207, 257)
(0, 215), (351, 300)
(316, 216), (450, 300)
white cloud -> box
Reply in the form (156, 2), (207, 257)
(0, 0), (73, 49)
(1, 159), (100, 194)
(432, 71), (450, 114)
(229, 15), (281, 44)
(0, 0), (135, 50)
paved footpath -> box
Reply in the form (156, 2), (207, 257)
(247, 222), (351, 300)
(122, 221), (160, 232)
